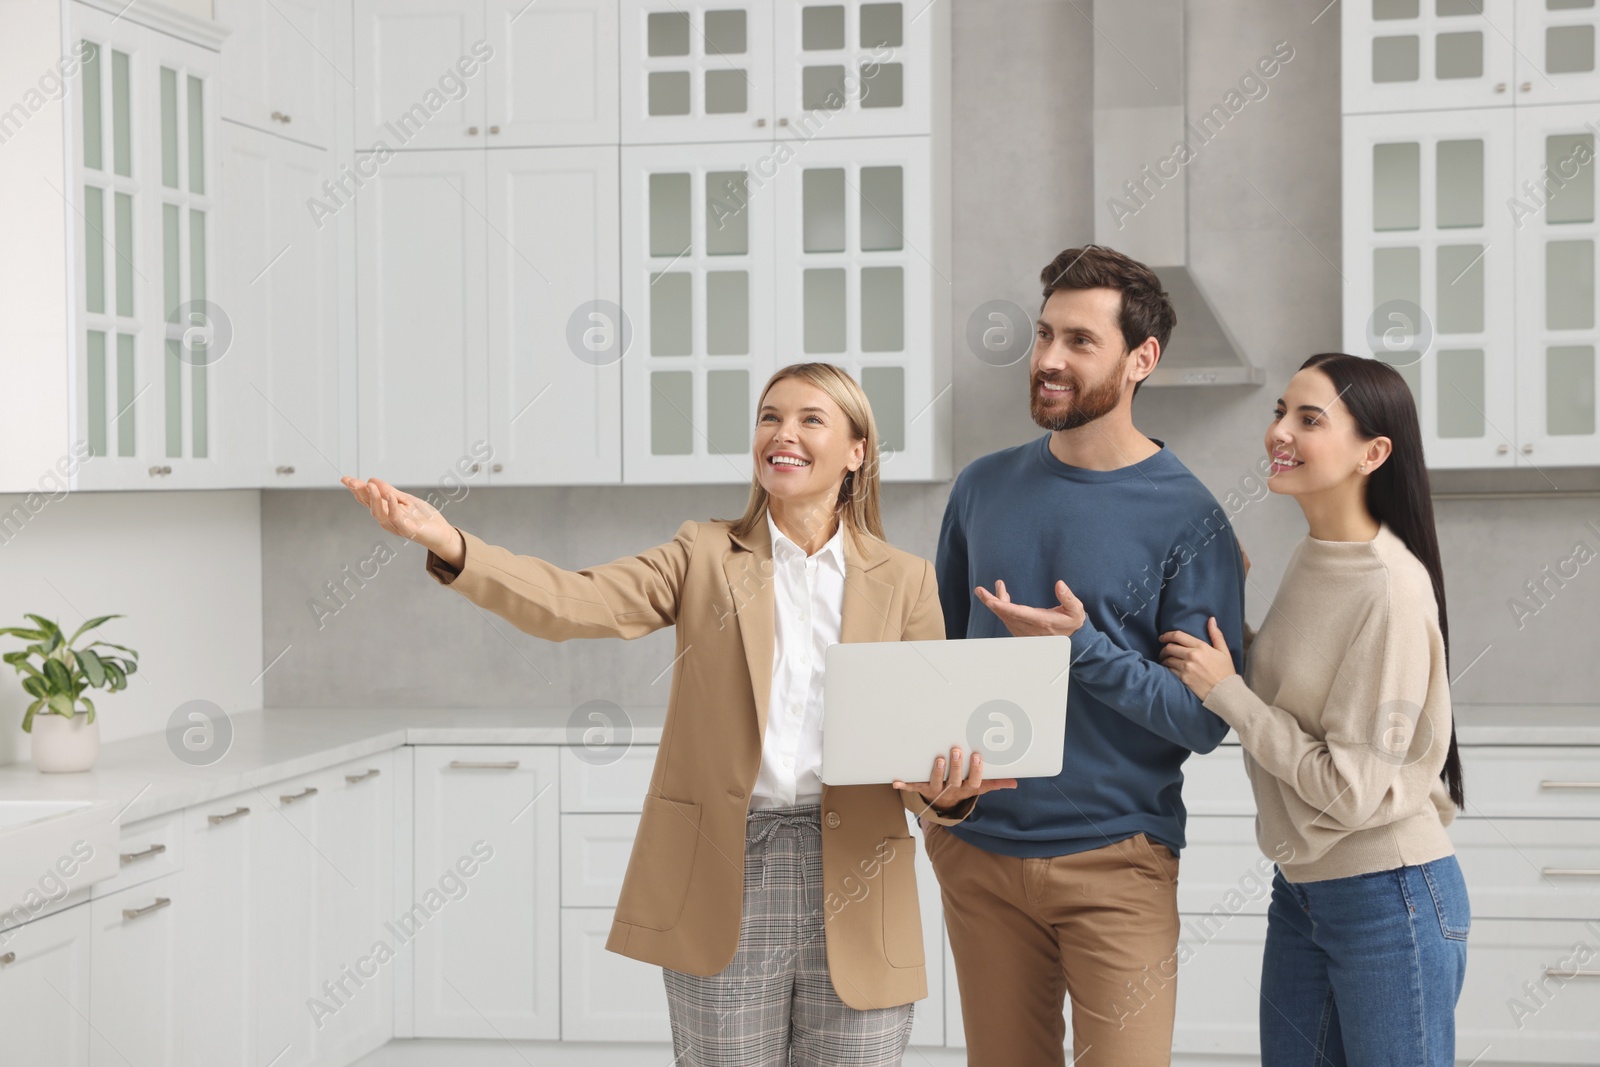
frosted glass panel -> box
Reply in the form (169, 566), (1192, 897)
(85, 186), (105, 314)
(1373, 246), (1421, 308)
(1547, 134), (1595, 223)
(1372, 142), (1420, 231)
(1548, 25), (1596, 73)
(647, 12), (690, 56)
(1373, 37), (1420, 82)
(650, 173), (691, 257)
(83, 42), (101, 171)
(1435, 140), (1483, 228)
(650, 371), (694, 455)
(1377, 349), (1423, 401)
(1436, 32), (1483, 79)
(803, 169), (846, 253)
(1547, 345), (1596, 434)
(705, 69), (747, 114)
(191, 209), (206, 302)
(116, 333), (135, 456)
(861, 4), (903, 47)
(704, 10), (746, 54)
(1436, 349), (1485, 438)
(860, 63), (902, 108)
(706, 171), (748, 254)
(1374, 0), (1419, 15)
(803, 6), (845, 49)
(1436, 245), (1484, 332)
(861, 366), (905, 452)
(187, 75), (204, 194)
(161, 68), (178, 189)
(860, 166), (903, 250)
(706, 370), (750, 454)
(114, 191), (134, 317)
(112, 50), (130, 178)
(861, 267), (903, 351)
(1549, 0), (1595, 8)
(803, 66), (848, 110)
(804, 268), (846, 352)
(1437, 0), (1483, 13)
(651, 272), (693, 354)
(88, 331), (107, 457)
(1546, 239), (1595, 328)
(648, 71), (691, 116)
(165, 338), (182, 457)
(706, 271), (749, 355)
(163, 204), (180, 319)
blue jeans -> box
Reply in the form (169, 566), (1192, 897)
(1260, 856), (1470, 1067)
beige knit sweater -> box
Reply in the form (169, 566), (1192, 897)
(1202, 524), (1457, 883)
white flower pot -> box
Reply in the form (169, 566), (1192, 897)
(30, 712), (100, 773)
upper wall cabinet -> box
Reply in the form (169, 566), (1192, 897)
(1516, 1), (1600, 105)
(353, 0), (618, 150)
(619, 1), (776, 144)
(214, 0), (338, 149)
(773, 0), (934, 140)
(1342, 0), (1516, 114)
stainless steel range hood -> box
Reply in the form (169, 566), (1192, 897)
(1091, 0), (1264, 387)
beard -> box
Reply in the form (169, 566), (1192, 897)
(1030, 353), (1129, 431)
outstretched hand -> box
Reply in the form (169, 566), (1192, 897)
(975, 578), (1085, 638)
(341, 476), (460, 563)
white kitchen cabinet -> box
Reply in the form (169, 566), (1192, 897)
(1342, 109), (1520, 470)
(1342, 0), (1516, 115)
(180, 788), (260, 1066)
(773, 0), (938, 140)
(560, 908), (672, 1042)
(484, 0), (619, 146)
(906, 823), (944, 1048)
(411, 745), (561, 1040)
(0, 902), (93, 1065)
(255, 769), (325, 1067)
(485, 147), (622, 484)
(355, 148), (491, 486)
(1516, 1), (1600, 107)
(88, 870), (185, 1067)
(215, 0), (339, 148)
(1458, 918), (1600, 1065)
(619, 0), (776, 145)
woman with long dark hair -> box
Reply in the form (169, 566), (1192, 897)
(1159, 353), (1468, 1065)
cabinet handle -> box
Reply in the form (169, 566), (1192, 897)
(207, 805), (251, 825)
(778, 117), (789, 127)
(491, 463), (503, 473)
(468, 125), (479, 135)
(276, 465), (295, 475)
(1521, 82), (1532, 93)
(148, 465), (171, 476)
(755, 117), (766, 127)
(122, 897), (171, 921)
(1494, 82), (1506, 93)
(1522, 444), (1534, 454)
(1546, 967), (1600, 979)
(0, 952), (13, 965)
(1542, 868), (1600, 877)
(1540, 780), (1600, 790)
(271, 110), (292, 124)
(120, 842), (167, 865)
(1496, 444), (1509, 455)
(345, 768), (381, 784)
(449, 760), (520, 770)
(468, 463), (480, 473)
(489, 125), (500, 134)
(281, 786), (319, 804)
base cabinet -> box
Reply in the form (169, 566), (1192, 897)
(89, 871), (185, 1066)
(0, 901), (93, 1065)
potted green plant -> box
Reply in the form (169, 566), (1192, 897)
(1, 614), (138, 773)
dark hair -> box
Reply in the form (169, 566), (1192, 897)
(1301, 353), (1465, 809)
(1039, 245), (1176, 397)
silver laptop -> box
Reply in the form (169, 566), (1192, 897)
(819, 635), (1070, 786)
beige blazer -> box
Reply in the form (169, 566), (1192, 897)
(423, 516), (970, 1010)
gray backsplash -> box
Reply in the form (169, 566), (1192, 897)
(261, 1), (1600, 712)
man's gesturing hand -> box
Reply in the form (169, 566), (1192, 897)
(975, 578), (1086, 638)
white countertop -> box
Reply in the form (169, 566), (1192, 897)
(0, 704), (1594, 824)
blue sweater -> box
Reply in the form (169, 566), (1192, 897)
(936, 434), (1245, 857)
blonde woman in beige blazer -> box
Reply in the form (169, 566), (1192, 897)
(343, 362), (1013, 1067)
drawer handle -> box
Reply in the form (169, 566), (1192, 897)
(1540, 780), (1600, 790)
(1542, 868), (1600, 877)
(122, 897), (171, 921)
(281, 786), (319, 804)
(120, 842), (167, 865)
(449, 760), (519, 770)
(207, 805), (251, 825)
(0, 952), (14, 965)
(345, 768), (381, 784)
(1546, 967), (1600, 979)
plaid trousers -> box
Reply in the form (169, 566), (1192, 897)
(662, 804), (916, 1066)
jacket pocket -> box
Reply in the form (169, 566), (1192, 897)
(880, 835), (924, 969)
(614, 794), (702, 932)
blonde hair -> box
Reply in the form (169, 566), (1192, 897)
(726, 362), (886, 548)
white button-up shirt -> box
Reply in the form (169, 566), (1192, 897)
(750, 509), (846, 809)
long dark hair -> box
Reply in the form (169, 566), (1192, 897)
(1301, 354), (1465, 809)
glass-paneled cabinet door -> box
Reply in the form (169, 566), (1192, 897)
(1342, 0), (1516, 115)
(1516, 1), (1600, 106)
(620, 143), (776, 483)
(773, 0), (944, 141)
(619, 0), (775, 145)
(772, 136), (948, 480)
(1342, 110), (1517, 469)
(1514, 104), (1600, 466)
